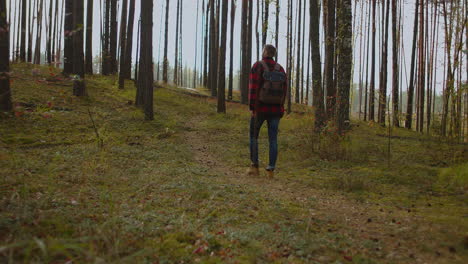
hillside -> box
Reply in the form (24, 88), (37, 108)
(1, 64), (467, 263)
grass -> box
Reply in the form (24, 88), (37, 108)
(0, 63), (467, 263)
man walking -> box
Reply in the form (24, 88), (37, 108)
(247, 45), (288, 178)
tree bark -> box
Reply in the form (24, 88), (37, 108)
(368, 0), (376, 121)
(138, 0), (154, 120)
(19, 0), (26, 62)
(336, 0), (353, 133)
(391, 0), (400, 127)
(405, 0), (419, 129)
(310, 0), (325, 129)
(228, 0), (236, 100)
(324, 0), (336, 118)
(262, 0), (269, 46)
(118, 0), (128, 89)
(295, 0), (302, 104)
(72, 0), (86, 96)
(85, 0), (94, 74)
(0, 0), (12, 111)
(109, 0), (118, 74)
(217, 0), (228, 113)
(63, 0), (74, 75)
(123, 0), (135, 79)
(378, 0), (390, 125)
(163, 0), (170, 83)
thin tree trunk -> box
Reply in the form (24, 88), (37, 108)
(193, 0), (200, 88)
(0, 0), (12, 111)
(378, 0), (390, 125)
(139, 0), (154, 120)
(124, 0), (135, 79)
(203, 0), (209, 87)
(275, 0), (279, 59)
(417, 0), (425, 133)
(311, 0), (325, 129)
(118, 0), (128, 89)
(256, 0), (260, 60)
(20, 0), (26, 62)
(85, 0), (94, 74)
(324, 0), (336, 118)
(228, 0), (236, 100)
(72, 0), (86, 96)
(174, 0), (180, 84)
(336, 0), (353, 133)
(391, 0), (400, 127)
(109, 0), (117, 74)
(163, 0), (169, 83)
(295, 0), (302, 104)
(217, 0), (228, 113)
(63, 0), (73, 74)
(405, 0), (419, 129)
(262, 0), (269, 46)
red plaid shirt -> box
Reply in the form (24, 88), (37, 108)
(248, 57), (288, 114)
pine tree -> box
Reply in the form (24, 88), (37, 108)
(0, 0), (12, 111)
(217, 0), (228, 113)
(85, 0), (94, 74)
(123, 0), (135, 79)
(63, 0), (74, 75)
(336, 0), (353, 133)
(72, 0), (86, 96)
(163, 0), (170, 83)
(310, 0), (325, 130)
(118, 0), (128, 89)
(138, 0), (154, 120)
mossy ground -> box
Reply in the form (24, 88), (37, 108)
(1, 63), (467, 263)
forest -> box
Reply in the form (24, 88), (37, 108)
(0, 0), (467, 263)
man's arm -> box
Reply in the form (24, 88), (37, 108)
(248, 62), (260, 112)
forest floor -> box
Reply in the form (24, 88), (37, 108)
(1, 63), (467, 263)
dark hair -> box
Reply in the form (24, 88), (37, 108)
(263, 44), (277, 57)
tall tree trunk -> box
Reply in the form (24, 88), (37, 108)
(72, 0), (86, 96)
(52, 0), (59, 65)
(109, 0), (118, 74)
(102, 0), (110, 75)
(287, 0), (292, 113)
(203, 0), (209, 87)
(336, 0), (353, 133)
(378, 0), (390, 125)
(174, 0), (180, 84)
(27, 0), (33, 62)
(295, 0), (302, 104)
(0, 0), (12, 111)
(368, 0), (376, 121)
(405, 0), (419, 129)
(208, 0), (218, 96)
(85, 0), (94, 74)
(417, 0), (425, 133)
(228, 0), (236, 100)
(163, 0), (169, 83)
(217, 0), (228, 113)
(364, 0), (371, 121)
(118, 0), (128, 89)
(193, 0), (201, 88)
(138, 0), (154, 120)
(310, 0), (325, 129)
(255, 0), (260, 60)
(19, 0), (26, 62)
(34, 0), (44, 65)
(262, 0), (269, 46)
(46, 0), (52, 64)
(324, 0), (336, 118)
(391, 0), (400, 127)
(123, 0), (135, 79)
(63, 0), (73, 74)
(275, 0), (279, 59)
(240, 0), (249, 104)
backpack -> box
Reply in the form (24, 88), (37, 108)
(258, 61), (286, 104)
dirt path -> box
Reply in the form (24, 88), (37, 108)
(180, 114), (467, 263)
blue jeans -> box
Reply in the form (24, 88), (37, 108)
(250, 115), (280, 170)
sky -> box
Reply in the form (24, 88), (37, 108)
(7, 0), (467, 95)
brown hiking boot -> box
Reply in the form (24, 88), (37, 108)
(247, 165), (259, 177)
